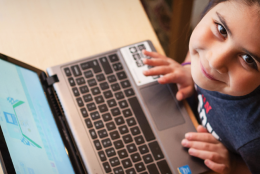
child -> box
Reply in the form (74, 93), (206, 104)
(142, 0), (260, 173)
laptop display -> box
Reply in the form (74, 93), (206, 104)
(0, 59), (74, 174)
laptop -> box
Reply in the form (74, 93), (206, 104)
(0, 40), (208, 174)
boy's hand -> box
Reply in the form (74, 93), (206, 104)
(142, 50), (194, 101)
(182, 126), (235, 174)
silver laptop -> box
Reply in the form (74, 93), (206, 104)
(0, 40), (208, 174)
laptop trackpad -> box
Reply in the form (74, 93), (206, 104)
(140, 84), (185, 131)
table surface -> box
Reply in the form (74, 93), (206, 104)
(0, 0), (215, 173)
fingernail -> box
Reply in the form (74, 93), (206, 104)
(188, 148), (195, 155)
(143, 59), (147, 63)
(143, 70), (148, 75)
(185, 133), (191, 139)
(181, 139), (188, 147)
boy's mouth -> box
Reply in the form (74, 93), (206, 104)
(200, 62), (218, 81)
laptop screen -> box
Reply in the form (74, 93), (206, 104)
(0, 59), (75, 174)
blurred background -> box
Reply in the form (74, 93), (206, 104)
(141, 0), (209, 62)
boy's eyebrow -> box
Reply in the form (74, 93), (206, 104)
(216, 12), (232, 36)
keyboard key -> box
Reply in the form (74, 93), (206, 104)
(124, 88), (135, 97)
(126, 117), (136, 126)
(114, 140), (124, 149)
(81, 61), (91, 70)
(135, 162), (146, 172)
(101, 138), (112, 148)
(111, 83), (121, 91)
(87, 78), (97, 86)
(133, 53), (141, 60)
(134, 135), (145, 145)
(91, 87), (101, 95)
(90, 111), (100, 120)
(122, 158), (132, 169)
(83, 94), (93, 102)
(68, 77), (76, 86)
(117, 71), (127, 80)
(138, 44), (146, 51)
(76, 97), (84, 107)
(107, 74), (117, 83)
(109, 157), (120, 167)
(112, 62), (123, 71)
(102, 113), (112, 122)
(130, 126), (141, 136)
(94, 95), (104, 104)
(99, 57), (113, 74)
(76, 77), (85, 85)
(103, 90), (113, 99)
(127, 143), (137, 153)
(113, 166), (124, 174)
(72, 87), (80, 96)
(79, 85), (89, 94)
(100, 82), (109, 90)
(71, 65), (82, 77)
(143, 154), (153, 164)
(120, 80), (131, 88)
(119, 125), (129, 135)
(111, 107), (121, 116)
(106, 147), (116, 157)
(106, 121), (116, 131)
(128, 97), (155, 141)
(126, 168), (136, 174)
(85, 118), (92, 128)
(102, 162), (111, 173)
(139, 144), (149, 154)
(98, 129), (108, 139)
(107, 99), (117, 108)
(122, 134), (133, 144)
(84, 70), (93, 78)
(81, 108), (88, 117)
(98, 104), (108, 113)
(129, 47), (137, 53)
(64, 67), (72, 76)
(94, 120), (104, 129)
(115, 91), (124, 100)
(87, 102), (96, 111)
(123, 109), (132, 118)
(89, 129), (97, 139)
(118, 149), (128, 159)
(148, 141), (164, 160)
(98, 151), (107, 162)
(96, 73), (105, 82)
(118, 100), (128, 109)
(147, 163), (159, 174)
(110, 130), (120, 140)
(131, 153), (141, 163)
(157, 160), (172, 174)
(108, 54), (119, 62)
(115, 116), (125, 125)
(91, 60), (102, 73)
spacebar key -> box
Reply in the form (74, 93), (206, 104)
(128, 97), (155, 141)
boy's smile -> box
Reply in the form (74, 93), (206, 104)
(189, 1), (260, 96)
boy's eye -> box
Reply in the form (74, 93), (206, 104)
(242, 55), (257, 69)
(217, 24), (227, 38)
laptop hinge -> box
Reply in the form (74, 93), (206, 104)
(40, 72), (59, 87)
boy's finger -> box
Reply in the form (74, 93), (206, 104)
(176, 86), (194, 101)
(197, 125), (208, 133)
(188, 148), (223, 163)
(143, 58), (169, 66)
(142, 50), (167, 59)
(181, 139), (218, 152)
(204, 159), (228, 174)
(143, 66), (173, 76)
(185, 132), (219, 143)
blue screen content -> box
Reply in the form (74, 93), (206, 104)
(0, 59), (75, 174)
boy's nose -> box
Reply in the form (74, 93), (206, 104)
(207, 45), (233, 74)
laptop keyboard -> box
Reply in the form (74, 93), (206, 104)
(63, 46), (172, 174)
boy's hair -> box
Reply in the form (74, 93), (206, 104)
(202, 0), (260, 17)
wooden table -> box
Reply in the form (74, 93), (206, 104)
(0, 0), (214, 173)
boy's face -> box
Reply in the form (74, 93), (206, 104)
(189, 1), (260, 96)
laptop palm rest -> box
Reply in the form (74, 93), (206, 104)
(140, 83), (185, 131)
